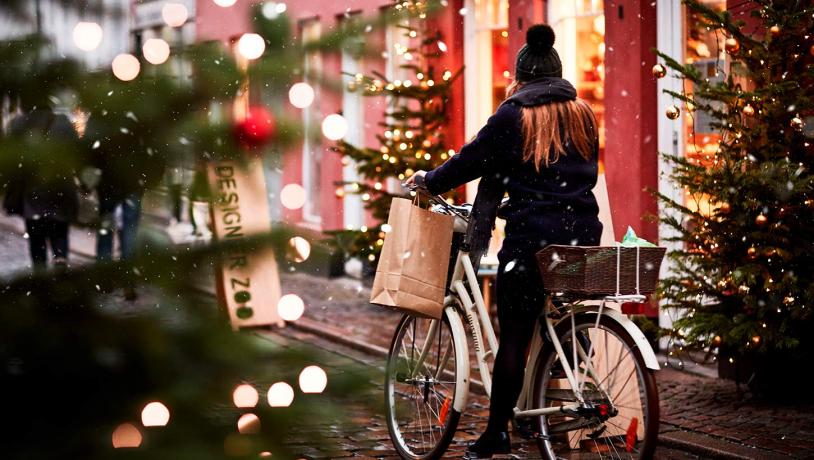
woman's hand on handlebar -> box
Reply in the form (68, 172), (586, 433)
(403, 170), (427, 189)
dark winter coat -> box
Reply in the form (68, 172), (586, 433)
(424, 77), (602, 264)
(3, 109), (79, 222)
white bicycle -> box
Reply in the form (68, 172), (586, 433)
(384, 189), (661, 459)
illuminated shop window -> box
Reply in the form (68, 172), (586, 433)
(683, 0), (726, 215)
(549, 0), (606, 158)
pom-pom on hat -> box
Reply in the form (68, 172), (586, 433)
(515, 24), (562, 81)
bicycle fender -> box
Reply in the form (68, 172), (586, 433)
(567, 306), (661, 371)
(444, 304), (471, 412)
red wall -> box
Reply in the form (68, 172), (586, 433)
(603, 0), (659, 242)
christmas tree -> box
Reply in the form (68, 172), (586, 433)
(331, 0), (461, 264)
(656, 0), (813, 380)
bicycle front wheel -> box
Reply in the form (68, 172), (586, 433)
(385, 311), (463, 460)
(533, 313), (659, 459)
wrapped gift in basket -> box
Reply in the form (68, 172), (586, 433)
(536, 228), (667, 297)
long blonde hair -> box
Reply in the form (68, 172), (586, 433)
(505, 80), (598, 171)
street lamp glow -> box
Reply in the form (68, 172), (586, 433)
(111, 53), (141, 81)
(321, 114), (348, 140)
(140, 402), (170, 427)
(232, 384), (259, 408)
(267, 382), (294, 407)
(237, 33), (266, 60)
(142, 38), (170, 65)
(277, 294), (304, 321)
(288, 82), (314, 108)
(280, 183), (306, 210)
(73, 22), (103, 51)
(213, 0), (237, 6)
(237, 413), (261, 434)
(162, 2), (189, 27)
(298, 365), (328, 393)
(112, 423), (142, 448)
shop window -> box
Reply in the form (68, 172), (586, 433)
(301, 19), (322, 224)
(548, 0), (606, 158)
(683, 0), (726, 215)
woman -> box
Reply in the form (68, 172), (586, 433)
(406, 24), (602, 459)
(3, 106), (79, 270)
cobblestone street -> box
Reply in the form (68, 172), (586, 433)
(2, 225), (813, 458)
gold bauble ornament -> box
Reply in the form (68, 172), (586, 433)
(725, 37), (740, 54)
(755, 214), (768, 226)
(742, 104), (755, 116)
(651, 63), (666, 79)
(751, 335), (761, 345)
(811, 44), (814, 56)
(334, 187), (345, 198)
(712, 335), (722, 346)
(790, 116), (805, 132)
(347, 81), (357, 92)
(665, 105), (681, 120)
(747, 246), (757, 259)
(769, 25), (781, 37)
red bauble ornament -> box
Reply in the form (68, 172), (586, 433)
(234, 106), (276, 149)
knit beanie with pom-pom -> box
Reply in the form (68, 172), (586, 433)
(514, 24), (562, 81)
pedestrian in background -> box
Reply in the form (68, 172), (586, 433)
(2, 105), (79, 270)
(84, 113), (165, 300)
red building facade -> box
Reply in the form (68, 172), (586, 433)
(195, 0), (746, 248)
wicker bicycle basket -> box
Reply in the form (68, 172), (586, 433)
(535, 245), (667, 295)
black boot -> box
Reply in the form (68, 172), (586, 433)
(464, 431), (510, 459)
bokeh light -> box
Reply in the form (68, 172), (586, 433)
(73, 22), (103, 51)
(267, 382), (295, 407)
(298, 365), (328, 393)
(288, 82), (315, 109)
(161, 2), (189, 27)
(237, 413), (261, 434)
(141, 401), (170, 427)
(142, 38), (170, 65)
(277, 294), (304, 321)
(237, 33), (266, 60)
(321, 114), (348, 140)
(232, 384), (259, 408)
(280, 183), (306, 210)
(288, 236), (311, 263)
(111, 54), (140, 81)
(262, 2), (287, 19)
(112, 423), (142, 448)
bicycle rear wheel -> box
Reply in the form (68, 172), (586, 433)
(533, 313), (659, 459)
(385, 311), (463, 460)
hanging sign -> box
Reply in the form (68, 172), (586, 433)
(208, 158), (283, 329)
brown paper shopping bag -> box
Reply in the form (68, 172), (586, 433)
(370, 197), (454, 319)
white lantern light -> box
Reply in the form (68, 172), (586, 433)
(288, 236), (311, 262)
(262, 2), (288, 19)
(140, 402), (170, 427)
(73, 22), (103, 51)
(232, 384), (259, 408)
(277, 294), (304, 321)
(237, 33), (266, 60)
(213, 0), (237, 6)
(111, 54), (141, 81)
(161, 2), (189, 27)
(298, 365), (328, 393)
(288, 82), (315, 109)
(267, 382), (295, 407)
(280, 183), (306, 210)
(142, 38), (170, 65)
(321, 114), (348, 140)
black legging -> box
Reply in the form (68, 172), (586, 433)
(25, 218), (69, 269)
(486, 254), (546, 433)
